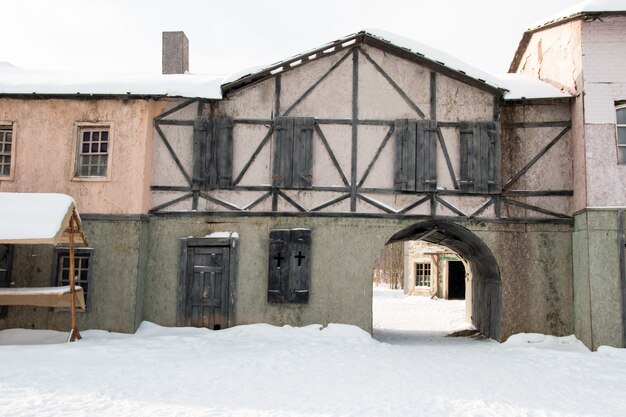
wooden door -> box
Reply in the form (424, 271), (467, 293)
(178, 236), (237, 330)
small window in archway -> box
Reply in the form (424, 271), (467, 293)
(415, 263), (431, 287)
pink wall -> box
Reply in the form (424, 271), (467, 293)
(0, 98), (166, 214)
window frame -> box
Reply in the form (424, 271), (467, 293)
(414, 262), (432, 288)
(0, 122), (16, 181)
(616, 105), (626, 165)
(72, 122), (113, 181)
(53, 247), (94, 308)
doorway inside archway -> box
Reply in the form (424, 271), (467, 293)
(372, 220), (501, 341)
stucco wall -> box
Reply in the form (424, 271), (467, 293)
(143, 215), (573, 341)
(0, 219), (147, 333)
(573, 209), (625, 349)
(0, 98), (166, 214)
(581, 16), (626, 207)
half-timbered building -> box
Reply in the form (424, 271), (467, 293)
(0, 1), (624, 348)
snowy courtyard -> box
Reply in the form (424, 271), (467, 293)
(0, 288), (625, 416)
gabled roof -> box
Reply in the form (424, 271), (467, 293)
(509, 0), (626, 72)
(222, 30), (569, 101)
(222, 30), (507, 96)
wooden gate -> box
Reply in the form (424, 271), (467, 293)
(178, 235), (238, 329)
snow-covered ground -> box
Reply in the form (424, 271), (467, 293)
(0, 288), (625, 416)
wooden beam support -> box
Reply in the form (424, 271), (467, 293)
(154, 98), (198, 120)
(358, 47), (426, 119)
(357, 194), (395, 214)
(150, 192), (194, 212)
(436, 126), (459, 190)
(351, 48), (359, 212)
(435, 195), (467, 217)
(502, 121), (571, 128)
(154, 120), (195, 126)
(276, 190), (306, 212)
(315, 123), (350, 186)
(310, 194), (350, 212)
(501, 196), (571, 219)
(468, 197), (495, 219)
(154, 124), (193, 186)
(358, 124), (394, 187)
(398, 195), (431, 215)
(503, 126), (571, 191)
(274, 75), (281, 117)
(430, 72), (437, 120)
(283, 49), (353, 116)
(198, 192), (242, 211)
(233, 126), (274, 186)
(242, 191), (273, 211)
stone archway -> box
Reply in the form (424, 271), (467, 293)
(388, 220), (502, 340)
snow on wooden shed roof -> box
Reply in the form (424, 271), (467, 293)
(0, 192), (78, 244)
(0, 62), (222, 99)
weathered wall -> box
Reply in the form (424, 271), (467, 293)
(573, 209), (625, 349)
(0, 98), (167, 214)
(143, 215), (573, 341)
(512, 21), (586, 212)
(0, 219), (147, 333)
(501, 100), (573, 216)
(581, 16), (626, 207)
(150, 43), (508, 218)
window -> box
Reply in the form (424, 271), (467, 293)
(394, 119), (437, 192)
(616, 106), (626, 164)
(267, 229), (310, 303)
(76, 125), (110, 178)
(0, 124), (14, 179)
(193, 117), (233, 189)
(415, 263), (431, 287)
(272, 117), (314, 189)
(55, 248), (93, 305)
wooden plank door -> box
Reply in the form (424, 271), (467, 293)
(185, 246), (230, 329)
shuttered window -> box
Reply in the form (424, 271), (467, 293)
(268, 229), (310, 304)
(272, 117), (314, 189)
(193, 117), (233, 189)
(459, 121), (500, 194)
(394, 119), (437, 192)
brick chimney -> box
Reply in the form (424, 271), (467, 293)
(162, 31), (189, 74)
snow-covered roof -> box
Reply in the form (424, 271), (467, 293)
(0, 192), (78, 244)
(495, 74), (570, 100)
(0, 30), (571, 102)
(0, 62), (222, 99)
(223, 30), (570, 100)
(529, 0), (626, 31)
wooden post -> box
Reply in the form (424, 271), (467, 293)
(68, 210), (82, 342)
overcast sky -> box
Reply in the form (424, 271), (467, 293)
(0, 0), (584, 77)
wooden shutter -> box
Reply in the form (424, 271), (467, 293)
(193, 117), (233, 189)
(394, 119), (437, 192)
(460, 121), (500, 194)
(267, 229), (311, 304)
(288, 229), (310, 303)
(268, 230), (291, 303)
(272, 117), (314, 189)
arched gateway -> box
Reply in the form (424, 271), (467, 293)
(387, 220), (501, 340)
